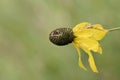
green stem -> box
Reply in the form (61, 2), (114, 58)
(108, 27), (120, 31)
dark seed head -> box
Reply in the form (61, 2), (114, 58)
(49, 28), (75, 46)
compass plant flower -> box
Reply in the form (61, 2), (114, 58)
(49, 22), (120, 73)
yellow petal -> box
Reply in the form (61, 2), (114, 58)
(76, 47), (87, 70)
(92, 24), (108, 40)
(72, 38), (81, 48)
(72, 22), (90, 33)
(73, 29), (94, 38)
(92, 24), (105, 30)
(76, 37), (101, 53)
(72, 22), (108, 40)
(81, 46), (98, 73)
(88, 51), (98, 73)
(98, 46), (102, 54)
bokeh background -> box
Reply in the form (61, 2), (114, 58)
(0, 0), (120, 80)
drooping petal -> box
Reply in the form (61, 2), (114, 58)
(87, 51), (98, 73)
(98, 46), (102, 54)
(76, 37), (102, 54)
(81, 46), (98, 73)
(72, 38), (81, 48)
(76, 47), (87, 70)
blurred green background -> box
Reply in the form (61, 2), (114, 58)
(0, 0), (120, 80)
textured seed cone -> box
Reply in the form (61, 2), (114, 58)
(49, 28), (75, 46)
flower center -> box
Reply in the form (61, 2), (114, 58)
(49, 28), (75, 46)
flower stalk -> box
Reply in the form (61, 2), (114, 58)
(108, 27), (120, 31)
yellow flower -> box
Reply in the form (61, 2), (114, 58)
(72, 22), (108, 73)
(50, 22), (120, 73)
